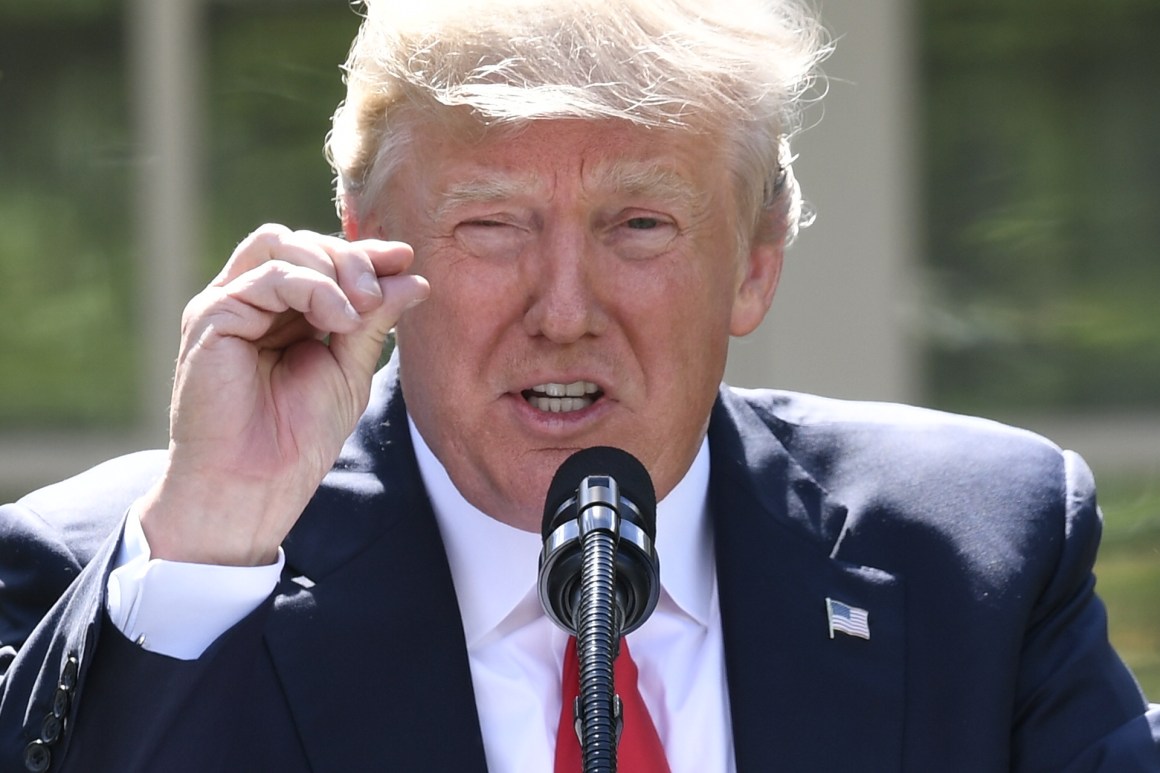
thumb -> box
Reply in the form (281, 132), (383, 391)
(330, 273), (430, 386)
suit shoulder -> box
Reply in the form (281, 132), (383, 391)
(5, 450), (168, 563)
(17, 450), (168, 514)
(719, 386), (1083, 532)
(726, 385), (1065, 463)
(719, 388), (1100, 608)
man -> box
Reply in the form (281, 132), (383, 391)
(1, 0), (1158, 770)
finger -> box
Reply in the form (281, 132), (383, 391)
(346, 238), (416, 278)
(203, 262), (364, 343)
(329, 273), (430, 384)
(213, 224), (300, 285)
(214, 226), (413, 315)
(212, 227), (358, 299)
(378, 272), (430, 317)
(311, 233), (381, 312)
(308, 235), (416, 314)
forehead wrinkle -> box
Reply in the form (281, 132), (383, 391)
(424, 155), (706, 223)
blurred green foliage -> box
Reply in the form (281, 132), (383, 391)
(1096, 475), (1160, 697)
(0, 10), (138, 428)
(921, 1), (1160, 412)
(202, 4), (359, 277)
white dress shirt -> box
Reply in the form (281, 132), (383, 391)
(106, 423), (735, 772)
(413, 424), (735, 773)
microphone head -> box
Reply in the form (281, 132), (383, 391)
(541, 446), (657, 540)
(538, 446), (662, 635)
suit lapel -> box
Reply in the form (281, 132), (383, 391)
(264, 359), (488, 772)
(710, 390), (906, 772)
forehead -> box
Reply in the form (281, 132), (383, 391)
(405, 119), (727, 206)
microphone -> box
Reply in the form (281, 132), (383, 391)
(538, 446), (660, 637)
(538, 447), (660, 773)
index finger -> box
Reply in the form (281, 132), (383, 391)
(212, 226), (415, 313)
(342, 237), (416, 278)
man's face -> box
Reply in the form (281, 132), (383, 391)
(371, 120), (780, 531)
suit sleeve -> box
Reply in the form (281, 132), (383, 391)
(1, 496), (277, 773)
(0, 452), (258, 772)
(1011, 450), (1160, 772)
(0, 498), (120, 772)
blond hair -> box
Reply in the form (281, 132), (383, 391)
(326, 0), (830, 247)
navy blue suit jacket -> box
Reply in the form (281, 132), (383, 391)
(2, 360), (1159, 771)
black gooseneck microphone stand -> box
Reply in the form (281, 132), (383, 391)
(538, 447), (661, 773)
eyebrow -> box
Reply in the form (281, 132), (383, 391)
(427, 176), (539, 222)
(588, 161), (702, 212)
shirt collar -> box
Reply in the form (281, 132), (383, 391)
(409, 418), (715, 647)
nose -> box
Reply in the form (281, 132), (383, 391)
(521, 225), (604, 343)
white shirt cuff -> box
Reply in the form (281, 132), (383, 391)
(105, 505), (284, 660)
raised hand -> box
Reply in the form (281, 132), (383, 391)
(136, 224), (429, 566)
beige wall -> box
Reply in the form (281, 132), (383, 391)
(725, 0), (919, 404)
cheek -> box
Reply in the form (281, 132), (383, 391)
(649, 261), (737, 335)
(418, 239), (515, 302)
(399, 254), (518, 369)
(619, 275), (732, 388)
(663, 272), (737, 371)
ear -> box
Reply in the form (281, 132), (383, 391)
(729, 239), (783, 336)
(340, 193), (360, 240)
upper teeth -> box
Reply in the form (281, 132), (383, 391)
(532, 382), (599, 397)
(527, 381), (600, 413)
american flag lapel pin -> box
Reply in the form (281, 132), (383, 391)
(826, 597), (870, 640)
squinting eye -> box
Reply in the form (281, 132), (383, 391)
(625, 217), (662, 230)
(455, 219), (526, 262)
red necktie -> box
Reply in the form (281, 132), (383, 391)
(555, 636), (671, 773)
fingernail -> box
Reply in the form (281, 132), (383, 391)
(344, 301), (361, 321)
(403, 276), (430, 309)
(356, 272), (381, 297)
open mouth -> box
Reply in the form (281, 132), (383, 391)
(521, 381), (603, 413)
